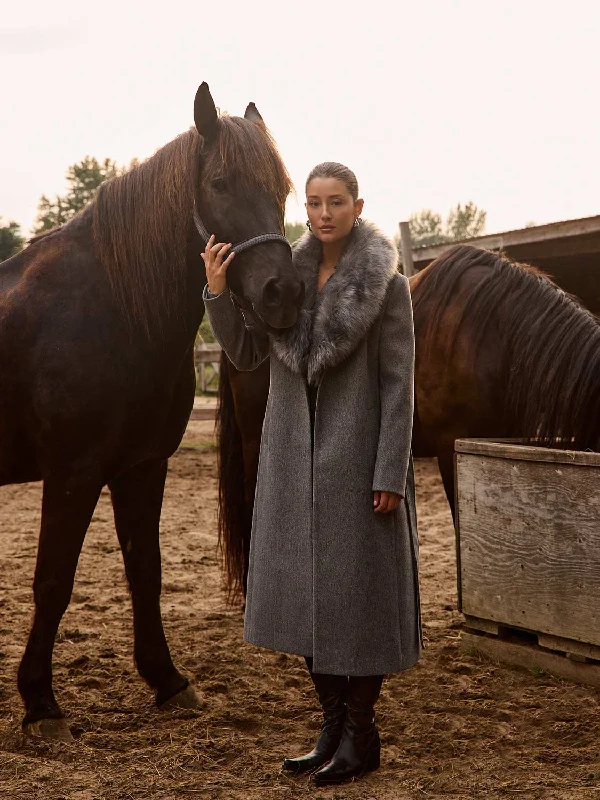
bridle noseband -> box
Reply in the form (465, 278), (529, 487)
(193, 203), (291, 255)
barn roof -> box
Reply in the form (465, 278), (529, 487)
(411, 214), (600, 268)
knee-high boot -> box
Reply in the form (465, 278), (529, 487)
(312, 674), (383, 785)
(282, 658), (348, 775)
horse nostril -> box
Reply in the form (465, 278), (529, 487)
(262, 278), (282, 308)
(261, 278), (305, 312)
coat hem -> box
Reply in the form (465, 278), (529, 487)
(244, 634), (421, 677)
(243, 635), (311, 661)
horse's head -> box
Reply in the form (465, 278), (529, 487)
(194, 83), (303, 330)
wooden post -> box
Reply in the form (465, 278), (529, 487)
(195, 343), (222, 394)
(399, 221), (414, 278)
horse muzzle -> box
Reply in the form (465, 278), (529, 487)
(253, 276), (305, 329)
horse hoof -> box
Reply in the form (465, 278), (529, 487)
(23, 717), (73, 742)
(160, 686), (206, 711)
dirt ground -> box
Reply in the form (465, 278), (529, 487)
(1, 420), (599, 800)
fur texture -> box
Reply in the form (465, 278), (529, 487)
(271, 221), (399, 385)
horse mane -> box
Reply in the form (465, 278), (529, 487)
(92, 117), (292, 339)
(412, 244), (600, 449)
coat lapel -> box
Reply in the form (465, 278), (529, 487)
(271, 220), (399, 385)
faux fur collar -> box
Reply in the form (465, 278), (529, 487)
(271, 220), (398, 385)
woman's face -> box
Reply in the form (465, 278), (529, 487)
(305, 177), (363, 244)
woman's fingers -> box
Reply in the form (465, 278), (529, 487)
(378, 494), (390, 513)
(203, 236), (228, 260)
(204, 234), (215, 255)
(209, 242), (233, 266)
(203, 238), (234, 296)
(215, 243), (232, 265)
(387, 495), (400, 512)
(373, 491), (401, 513)
(374, 491), (387, 513)
(202, 239), (234, 270)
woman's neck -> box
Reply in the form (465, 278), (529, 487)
(321, 235), (350, 268)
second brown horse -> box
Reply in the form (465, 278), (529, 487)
(216, 245), (600, 598)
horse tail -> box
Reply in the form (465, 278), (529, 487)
(216, 350), (247, 602)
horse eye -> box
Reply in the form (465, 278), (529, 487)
(212, 178), (228, 194)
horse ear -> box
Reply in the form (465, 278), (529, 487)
(194, 82), (219, 143)
(244, 102), (264, 123)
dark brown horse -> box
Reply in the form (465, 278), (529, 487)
(216, 245), (600, 598)
(0, 82), (303, 739)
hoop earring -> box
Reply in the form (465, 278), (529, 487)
(354, 217), (361, 227)
(306, 220), (312, 231)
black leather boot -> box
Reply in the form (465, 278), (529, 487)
(282, 659), (348, 775)
(312, 674), (383, 785)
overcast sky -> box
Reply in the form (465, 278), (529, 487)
(2, 0), (599, 239)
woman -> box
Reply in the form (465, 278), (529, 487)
(202, 162), (420, 786)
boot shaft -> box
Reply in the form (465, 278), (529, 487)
(305, 658), (349, 721)
(311, 674), (384, 786)
(345, 674), (383, 730)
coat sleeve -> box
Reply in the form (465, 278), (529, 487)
(202, 284), (270, 371)
(372, 274), (415, 497)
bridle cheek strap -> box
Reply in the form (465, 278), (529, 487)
(193, 204), (291, 255)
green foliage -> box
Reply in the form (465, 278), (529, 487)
(285, 220), (306, 244)
(0, 218), (25, 261)
(196, 316), (219, 396)
(408, 202), (486, 247)
(446, 201), (486, 242)
(198, 315), (216, 344)
(530, 666), (547, 678)
(407, 209), (445, 247)
(33, 156), (122, 234)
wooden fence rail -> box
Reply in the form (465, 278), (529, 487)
(194, 342), (222, 393)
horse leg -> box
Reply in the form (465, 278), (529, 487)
(18, 474), (102, 740)
(436, 439), (458, 522)
(109, 459), (201, 710)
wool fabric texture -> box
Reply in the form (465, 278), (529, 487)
(204, 220), (421, 675)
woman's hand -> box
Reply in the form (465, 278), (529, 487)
(201, 234), (235, 295)
(373, 491), (401, 513)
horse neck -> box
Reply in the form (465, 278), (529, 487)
(414, 258), (600, 450)
(471, 271), (600, 449)
(183, 226), (208, 333)
(92, 130), (202, 346)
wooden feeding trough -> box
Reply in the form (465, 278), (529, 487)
(455, 438), (600, 687)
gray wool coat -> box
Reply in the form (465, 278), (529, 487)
(204, 220), (421, 676)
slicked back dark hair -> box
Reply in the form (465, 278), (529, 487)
(305, 162), (359, 201)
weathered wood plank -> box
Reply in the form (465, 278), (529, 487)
(195, 343), (222, 353)
(455, 438), (600, 467)
(398, 221), (414, 278)
(194, 343), (222, 365)
(460, 630), (600, 689)
(462, 616), (600, 661)
(456, 451), (600, 646)
(536, 633), (600, 662)
(454, 451), (463, 611)
(463, 615), (500, 636)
